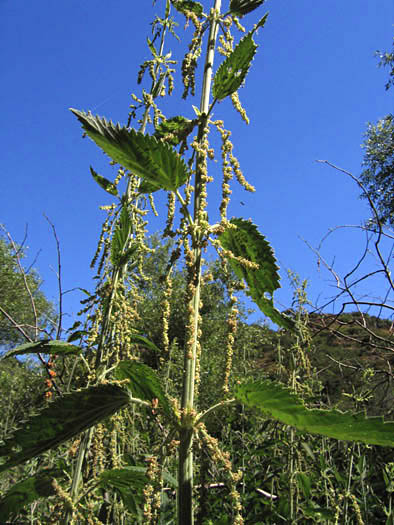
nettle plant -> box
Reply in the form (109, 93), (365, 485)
(2, 1), (394, 523)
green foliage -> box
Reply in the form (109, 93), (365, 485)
(154, 115), (196, 147)
(236, 379), (394, 446)
(229, 0), (265, 17)
(0, 237), (56, 348)
(3, 4), (393, 524)
(90, 166), (119, 196)
(0, 384), (129, 472)
(0, 340), (82, 360)
(173, 1), (204, 18)
(212, 15), (269, 101)
(219, 218), (280, 294)
(0, 468), (63, 522)
(0, 358), (45, 440)
(359, 36), (394, 226)
(377, 36), (394, 91)
(99, 466), (148, 518)
(360, 114), (394, 226)
(111, 207), (137, 266)
(70, 109), (189, 192)
(99, 466), (177, 517)
(218, 218), (294, 329)
(114, 360), (174, 421)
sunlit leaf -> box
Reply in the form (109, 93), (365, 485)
(0, 340), (82, 360)
(114, 360), (173, 421)
(173, 1), (204, 18)
(0, 384), (129, 473)
(90, 166), (118, 196)
(212, 14), (267, 103)
(230, 0), (265, 17)
(70, 109), (189, 192)
(236, 380), (394, 447)
(218, 218), (293, 329)
(147, 37), (158, 58)
(138, 179), (161, 194)
(212, 13), (268, 100)
(213, 33), (256, 101)
(219, 218), (279, 293)
(154, 116), (196, 147)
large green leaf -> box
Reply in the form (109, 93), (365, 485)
(212, 14), (268, 101)
(154, 116), (196, 147)
(114, 360), (173, 421)
(0, 340), (82, 360)
(0, 469), (63, 522)
(70, 109), (189, 192)
(218, 218), (293, 329)
(230, 0), (265, 17)
(99, 466), (177, 516)
(236, 380), (394, 447)
(219, 218), (280, 294)
(99, 466), (147, 516)
(0, 384), (129, 473)
(90, 166), (119, 196)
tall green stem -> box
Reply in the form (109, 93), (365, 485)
(67, 4), (172, 519)
(178, 2), (221, 524)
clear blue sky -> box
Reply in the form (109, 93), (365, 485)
(1, 0), (393, 331)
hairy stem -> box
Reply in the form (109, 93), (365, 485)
(178, 2), (221, 524)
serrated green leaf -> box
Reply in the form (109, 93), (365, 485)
(114, 360), (173, 421)
(70, 109), (189, 192)
(230, 0), (265, 17)
(212, 13), (268, 100)
(0, 340), (82, 360)
(236, 380), (394, 447)
(0, 384), (129, 473)
(99, 466), (147, 516)
(154, 116), (195, 147)
(219, 218), (280, 294)
(218, 218), (293, 329)
(0, 469), (63, 522)
(90, 166), (118, 196)
(213, 34), (255, 101)
(99, 466), (177, 516)
(173, 1), (204, 18)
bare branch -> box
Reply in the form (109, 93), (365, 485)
(44, 215), (63, 339)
